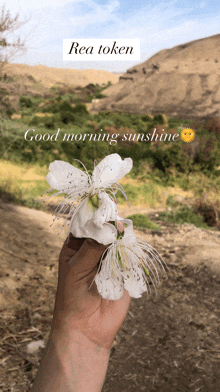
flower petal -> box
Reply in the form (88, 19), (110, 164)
(122, 257), (148, 298)
(85, 221), (117, 245)
(69, 199), (117, 245)
(46, 160), (88, 192)
(92, 154), (133, 189)
(93, 220), (167, 300)
(95, 276), (124, 300)
(93, 193), (118, 228)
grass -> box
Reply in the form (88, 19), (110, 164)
(117, 181), (165, 207)
(126, 214), (161, 230)
(0, 160), (179, 211)
(117, 177), (194, 209)
(0, 159), (219, 232)
(0, 181), (42, 209)
(157, 205), (210, 229)
(0, 160), (164, 210)
(0, 159), (201, 209)
(0, 160), (49, 207)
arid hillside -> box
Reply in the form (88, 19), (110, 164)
(0, 63), (121, 115)
(92, 34), (220, 119)
(3, 63), (121, 88)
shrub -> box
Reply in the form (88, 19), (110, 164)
(194, 135), (220, 172)
(59, 100), (75, 124)
(153, 114), (168, 125)
(19, 96), (33, 108)
(29, 116), (41, 126)
(72, 103), (89, 115)
(126, 213), (161, 230)
(59, 103), (89, 124)
(194, 199), (220, 228)
(141, 115), (153, 122)
(166, 195), (179, 208)
(97, 119), (115, 131)
(42, 102), (59, 113)
(204, 118), (220, 138)
(150, 143), (191, 173)
(157, 206), (209, 228)
(94, 92), (107, 99)
(6, 108), (15, 117)
(44, 119), (55, 129)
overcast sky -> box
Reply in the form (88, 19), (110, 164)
(4, 0), (220, 72)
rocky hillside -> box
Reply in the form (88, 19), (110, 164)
(92, 34), (220, 119)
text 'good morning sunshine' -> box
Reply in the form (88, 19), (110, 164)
(24, 129), (179, 145)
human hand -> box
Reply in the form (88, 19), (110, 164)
(32, 226), (131, 392)
(51, 226), (131, 350)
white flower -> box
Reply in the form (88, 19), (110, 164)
(94, 219), (167, 300)
(46, 154), (133, 244)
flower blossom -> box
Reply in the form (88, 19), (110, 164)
(94, 219), (167, 300)
(46, 154), (133, 245)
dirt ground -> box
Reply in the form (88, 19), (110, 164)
(0, 200), (220, 392)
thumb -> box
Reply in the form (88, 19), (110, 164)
(68, 238), (106, 271)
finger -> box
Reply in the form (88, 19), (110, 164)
(68, 238), (106, 271)
(59, 234), (85, 265)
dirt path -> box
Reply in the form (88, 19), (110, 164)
(0, 202), (220, 391)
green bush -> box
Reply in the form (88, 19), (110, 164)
(153, 114), (166, 125)
(72, 103), (89, 115)
(29, 116), (41, 126)
(42, 102), (60, 113)
(195, 135), (220, 172)
(44, 119), (55, 129)
(157, 206), (209, 228)
(150, 144), (191, 173)
(59, 100), (75, 124)
(127, 213), (161, 230)
(97, 119), (115, 130)
(94, 92), (106, 99)
(141, 115), (152, 122)
(6, 108), (16, 117)
(19, 96), (33, 108)
(166, 195), (179, 207)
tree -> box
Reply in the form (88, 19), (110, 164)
(0, 6), (27, 74)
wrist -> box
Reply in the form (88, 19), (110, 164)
(32, 328), (110, 392)
(51, 328), (110, 391)
(51, 307), (116, 350)
(50, 326), (110, 358)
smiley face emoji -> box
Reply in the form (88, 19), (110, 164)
(181, 128), (195, 143)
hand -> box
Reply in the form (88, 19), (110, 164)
(32, 227), (131, 392)
(52, 229), (131, 350)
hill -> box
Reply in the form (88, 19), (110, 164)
(2, 63), (121, 88)
(91, 34), (220, 119)
(0, 63), (121, 115)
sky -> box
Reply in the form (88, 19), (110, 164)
(3, 0), (220, 72)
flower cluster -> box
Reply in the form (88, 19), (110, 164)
(46, 154), (167, 300)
